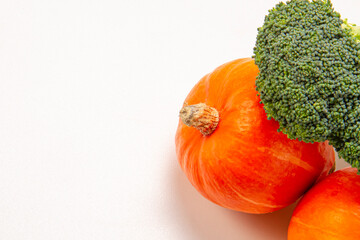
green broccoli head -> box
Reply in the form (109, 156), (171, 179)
(253, 0), (360, 170)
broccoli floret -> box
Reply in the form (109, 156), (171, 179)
(253, 0), (360, 170)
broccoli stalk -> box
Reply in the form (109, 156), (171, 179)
(342, 19), (360, 42)
(253, 0), (360, 171)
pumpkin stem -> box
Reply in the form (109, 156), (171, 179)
(179, 103), (219, 136)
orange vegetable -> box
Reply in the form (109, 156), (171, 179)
(175, 58), (335, 213)
(288, 168), (360, 240)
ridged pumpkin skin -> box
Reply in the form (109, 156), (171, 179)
(288, 168), (360, 240)
(175, 58), (335, 213)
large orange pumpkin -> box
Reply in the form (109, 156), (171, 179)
(288, 168), (360, 240)
(175, 58), (335, 213)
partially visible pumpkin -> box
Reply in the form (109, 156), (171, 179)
(288, 168), (360, 240)
(175, 58), (335, 213)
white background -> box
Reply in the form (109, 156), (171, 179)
(0, 0), (357, 239)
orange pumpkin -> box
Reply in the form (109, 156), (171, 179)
(175, 58), (335, 213)
(288, 168), (360, 240)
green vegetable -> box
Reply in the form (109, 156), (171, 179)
(253, 0), (360, 170)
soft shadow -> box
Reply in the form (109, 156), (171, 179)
(334, 151), (351, 170)
(169, 152), (294, 240)
(228, 202), (297, 240)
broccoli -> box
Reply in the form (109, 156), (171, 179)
(253, 0), (360, 170)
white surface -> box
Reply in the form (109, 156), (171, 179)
(0, 0), (356, 239)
